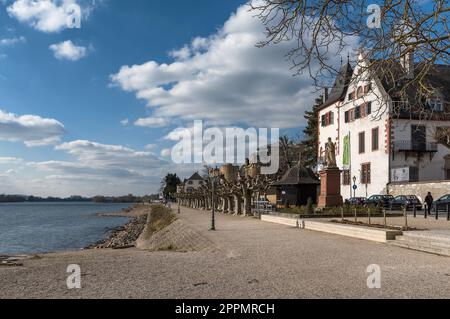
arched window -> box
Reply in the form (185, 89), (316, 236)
(357, 86), (364, 99)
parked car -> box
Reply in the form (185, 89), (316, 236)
(432, 194), (450, 212)
(364, 195), (395, 208)
(345, 197), (366, 206)
(389, 195), (423, 211)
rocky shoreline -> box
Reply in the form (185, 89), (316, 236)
(86, 214), (148, 250)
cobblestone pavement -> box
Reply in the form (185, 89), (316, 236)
(1, 207), (450, 299)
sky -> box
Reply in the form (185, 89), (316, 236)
(0, 0), (324, 197)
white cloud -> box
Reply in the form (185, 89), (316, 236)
(0, 36), (26, 46)
(22, 140), (171, 195)
(6, 0), (93, 33)
(49, 40), (88, 61)
(54, 140), (167, 170)
(111, 5), (349, 129)
(120, 118), (129, 126)
(0, 157), (22, 165)
(0, 157), (23, 164)
(144, 144), (157, 151)
(160, 148), (171, 157)
(0, 109), (65, 146)
(134, 117), (169, 128)
(169, 45), (191, 61)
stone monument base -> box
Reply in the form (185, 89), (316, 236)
(318, 168), (343, 208)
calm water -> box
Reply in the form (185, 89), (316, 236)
(0, 202), (131, 255)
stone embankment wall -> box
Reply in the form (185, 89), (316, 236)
(388, 181), (450, 202)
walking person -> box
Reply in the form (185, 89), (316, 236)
(425, 192), (434, 216)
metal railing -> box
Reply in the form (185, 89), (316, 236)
(393, 140), (438, 152)
(253, 201), (274, 216)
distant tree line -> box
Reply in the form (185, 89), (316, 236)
(0, 194), (161, 203)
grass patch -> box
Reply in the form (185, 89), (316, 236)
(141, 205), (178, 240)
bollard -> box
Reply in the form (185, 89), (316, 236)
(436, 204), (439, 220)
(341, 206), (344, 222)
(403, 206), (408, 230)
(383, 209), (387, 228)
(354, 208), (358, 223)
(368, 207), (371, 225)
(425, 204), (428, 219)
(413, 204), (417, 218)
(447, 204), (450, 221)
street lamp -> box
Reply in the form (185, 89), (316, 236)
(353, 176), (357, 198)
(209, 167), (221, 231)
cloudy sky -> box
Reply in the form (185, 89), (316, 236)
(0, 0), (324, 197)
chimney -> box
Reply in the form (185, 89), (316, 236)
(400, 48), (414, 79)
(324, 88), (329, 102)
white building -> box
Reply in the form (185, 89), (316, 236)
(317, 53), (450, 200)
(180, 172), (205, 193)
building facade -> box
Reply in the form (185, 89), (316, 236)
(177, 172), (205, 194)
(317, 53), (450, 200)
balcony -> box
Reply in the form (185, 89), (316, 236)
(391, 101), (450, 121)
(393, 140), (438, 153)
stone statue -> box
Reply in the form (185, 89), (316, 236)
(325, 138), (337, 168)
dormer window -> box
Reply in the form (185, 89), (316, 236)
(429, 97), (444, 112)
(348, 91), (356, 101)
(357, 86), (364, 99)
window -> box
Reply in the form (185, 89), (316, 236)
(348, 92), (355, 101)
(364, 84), (372, 94)
(411, 125), (426, 151)
(349, 109), (355, 122)
(361, 163), (371, 184)
(445, 156), (450, 180)
(372, 127), (379, 151)
(410, 167), (419, 182)
(344, 103), (373, 123)
(329, 112), (334, 125)
(357, 86), (364, 98)
(359, 132), (365, 154)
(355, 106), (361, 119)
(321, 111), (334, 127)
(360, 104), (366, 118)
(343, 170), (351, 185)
(436, 127), (450, 146)
(188, 181), (193, 185)
(365, 102), (372, 115)
(429, 98), (444, 112)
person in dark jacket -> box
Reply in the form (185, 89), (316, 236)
(425, 192), (434, 216)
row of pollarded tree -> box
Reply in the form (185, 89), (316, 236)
(175, 160), (277, 217)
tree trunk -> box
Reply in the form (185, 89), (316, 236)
(243, 193), (252, 217)
(234, 195), (242, 216)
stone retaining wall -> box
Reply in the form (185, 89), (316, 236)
(388, 181), (450, 202)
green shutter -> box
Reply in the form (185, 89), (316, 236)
(343, 135), (350, 166)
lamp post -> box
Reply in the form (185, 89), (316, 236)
(209, 167), (221, 231)
(352, 176), (357, 198)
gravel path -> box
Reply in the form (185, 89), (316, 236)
(1, 207), (450, 299)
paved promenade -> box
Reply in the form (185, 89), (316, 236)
(1, 207), (450, 299)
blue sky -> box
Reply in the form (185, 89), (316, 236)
(0, 0), (317, 196)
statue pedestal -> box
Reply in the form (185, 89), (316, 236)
(318, 168), (343, 208)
